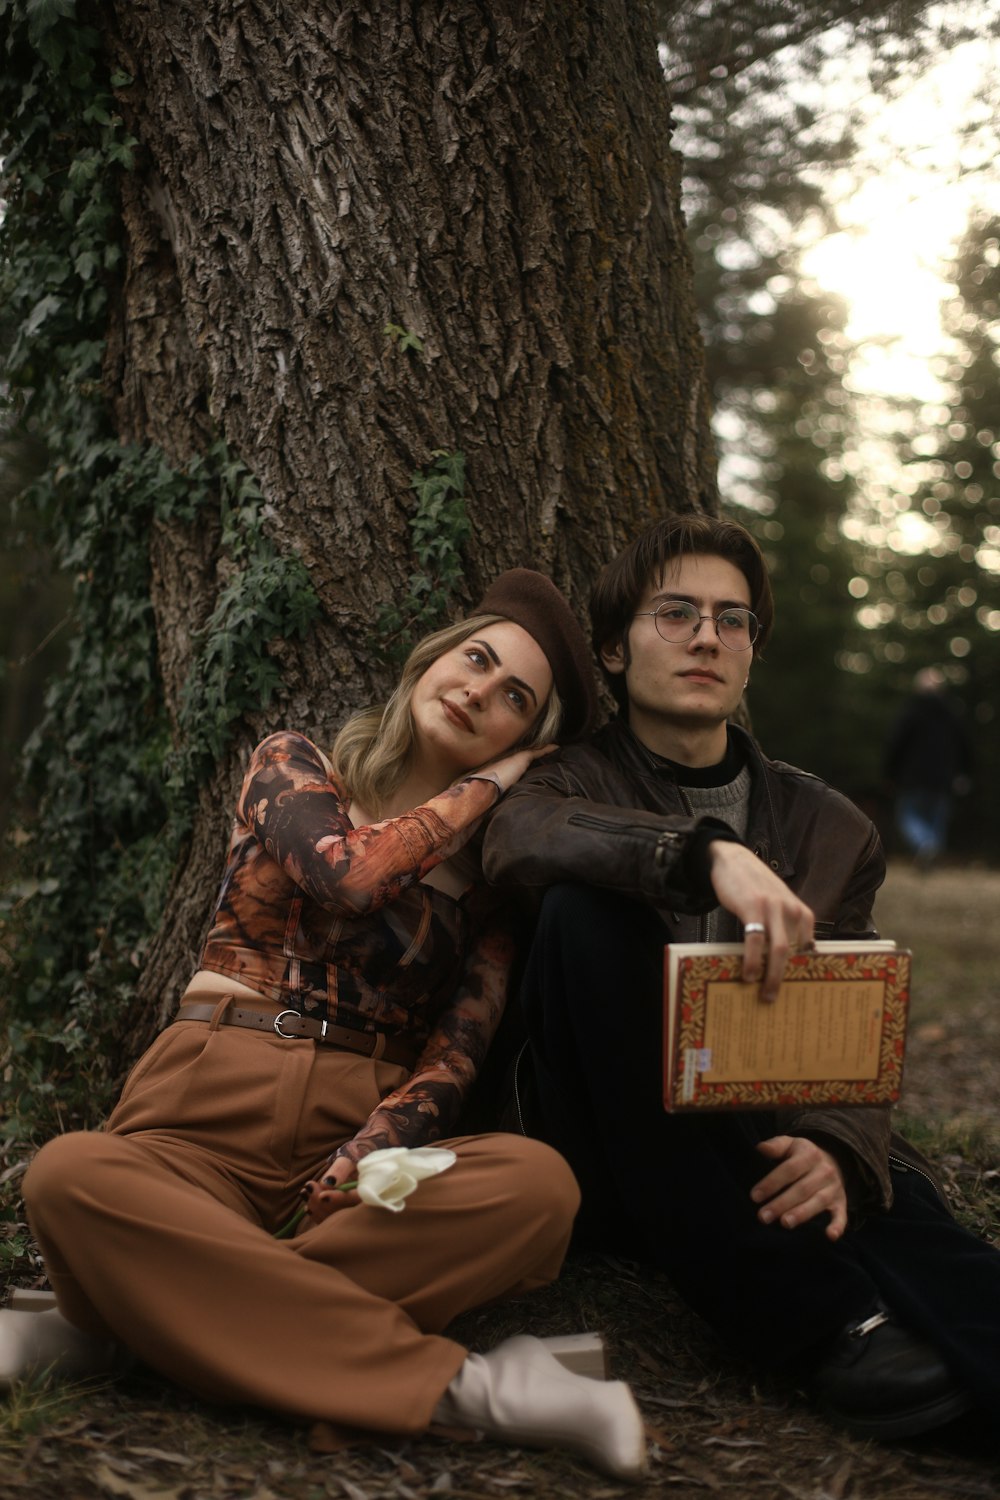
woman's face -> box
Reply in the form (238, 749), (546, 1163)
(410, 620), (553, 776)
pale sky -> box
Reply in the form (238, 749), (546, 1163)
(795, 15), (1000, 579)
(801, 23), (1000, 401)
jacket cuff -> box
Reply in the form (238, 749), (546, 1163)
(681, 820), (744, 901)
(466, 772), (503, 800)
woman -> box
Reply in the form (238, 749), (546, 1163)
(2, 570), (646, 1481)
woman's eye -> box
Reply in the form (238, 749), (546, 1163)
(467, 648), (487, 667)
(506, 687), (526, 710)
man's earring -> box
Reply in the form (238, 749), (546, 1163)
(743, 677), (750, 688)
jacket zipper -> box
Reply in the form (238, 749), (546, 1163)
(887, 1152), (941, 1193)
(566, 812), (670, 834)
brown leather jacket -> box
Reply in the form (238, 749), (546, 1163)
(483, 717), (944, 1216)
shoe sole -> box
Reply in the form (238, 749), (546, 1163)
(9, 1290), (59, 1312)
(820, 1386), (974, 1441)
(538, 1333), (608, 1380)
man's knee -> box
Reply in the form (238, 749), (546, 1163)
(535, 882), (658, 952)
(529, 883), (663, 1002)
(538, 881), (620, 931)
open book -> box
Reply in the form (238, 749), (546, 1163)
(663, 941), (911, 1113)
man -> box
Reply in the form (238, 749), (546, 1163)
(884, 665), (973, 867)
(483, 514), (1000, 1439)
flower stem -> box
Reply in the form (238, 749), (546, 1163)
(273, 1180), (360, 1239)
(274, 1205), (307, 1239)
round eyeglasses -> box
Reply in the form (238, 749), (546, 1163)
(634, 600), (758, 651)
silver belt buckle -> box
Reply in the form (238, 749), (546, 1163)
(273, 1009), (302, 1038)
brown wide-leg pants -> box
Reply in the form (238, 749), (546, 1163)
(23, 1012), (579, 1433)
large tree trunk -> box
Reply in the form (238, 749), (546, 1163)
(101, 0), (717, 1036)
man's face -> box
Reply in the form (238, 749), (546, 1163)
(601, 553), (754, 758)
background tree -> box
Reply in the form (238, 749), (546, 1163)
(853, 215), (1000, 851)
(0, 442), (71, 843)
(657, 0), (995, 224)
(7, 0), (1000, 1140)
(0, 0), (716, 1129)
(703, 272), (883, 802)
(661, 0), (1000, 847)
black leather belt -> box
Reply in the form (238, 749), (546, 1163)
(175, 1001), (417, 1069)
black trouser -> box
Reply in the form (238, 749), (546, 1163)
(520, 883), (1000, 1407)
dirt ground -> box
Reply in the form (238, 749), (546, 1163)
(3, 859), (1000, 1500)
(877, 862), (1000, 1153)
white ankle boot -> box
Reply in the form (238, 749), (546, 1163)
(0, 1307), (122, 1387)
(433, 1334), (646, 1479)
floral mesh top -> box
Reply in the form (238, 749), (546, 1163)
(199, 731), (514, 1172)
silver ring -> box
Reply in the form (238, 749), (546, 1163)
(743, 923), (766, 935)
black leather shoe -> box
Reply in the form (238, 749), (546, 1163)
(811, 1303), (973, 1440)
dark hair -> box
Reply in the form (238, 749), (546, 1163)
(590, 513), (774, 710)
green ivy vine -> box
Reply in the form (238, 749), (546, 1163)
(171, 448), (320, 778)
(0, 1), (318, 1138)
(376, 450), (471, 661)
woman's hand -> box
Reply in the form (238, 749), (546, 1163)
(707, 841), (814, 1001)
(751, 1135), (848, 1241)
(303, 1160), (362, 1225)
(475, 741), (559, 795)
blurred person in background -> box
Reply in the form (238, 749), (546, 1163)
(884, 667), (973, 868)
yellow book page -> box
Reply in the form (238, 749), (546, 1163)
(700, 978), (886, 1083)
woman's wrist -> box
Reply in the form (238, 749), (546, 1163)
(465, 771), (504, 799)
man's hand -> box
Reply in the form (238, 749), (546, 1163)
(751, 1135), (847, 1241)
(707, 841), (814, 1000)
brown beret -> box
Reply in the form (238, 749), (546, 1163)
(476, 568), (598, 740)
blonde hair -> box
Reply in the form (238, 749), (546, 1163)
(331, 614), (563, 816)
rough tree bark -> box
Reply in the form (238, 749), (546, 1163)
(100, 0), (718, 1035)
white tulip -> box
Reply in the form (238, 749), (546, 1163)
(354, 1145), (457, 1212)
